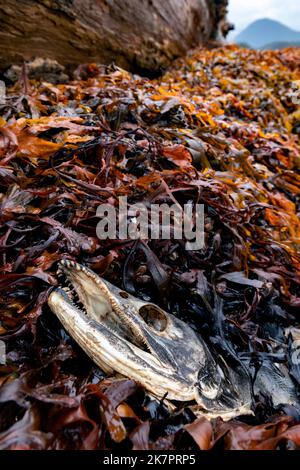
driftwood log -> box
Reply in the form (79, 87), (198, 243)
(0, 0), (231, 76)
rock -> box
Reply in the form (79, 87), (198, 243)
(4, 58), (69, 84)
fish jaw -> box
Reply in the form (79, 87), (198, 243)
(48, 288), (197, 401)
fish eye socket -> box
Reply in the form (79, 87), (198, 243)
(119, 291), (129, 299)
(138, 305), (168, 332)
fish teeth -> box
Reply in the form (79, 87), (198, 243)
(60, 259), (82, 271)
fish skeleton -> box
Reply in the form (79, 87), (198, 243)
(48, 260), (298, 420)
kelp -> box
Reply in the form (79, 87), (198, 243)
(0, 45), (300, 450)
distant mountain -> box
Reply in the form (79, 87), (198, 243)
(235, 18), (300, 49)
(261, 41), (300, 50)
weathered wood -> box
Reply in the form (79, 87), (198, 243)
(0, 0), (231, 76)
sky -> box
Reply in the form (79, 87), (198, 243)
(228, 0), (300, 38)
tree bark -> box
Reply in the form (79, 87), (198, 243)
(0, 0), (230, 75)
